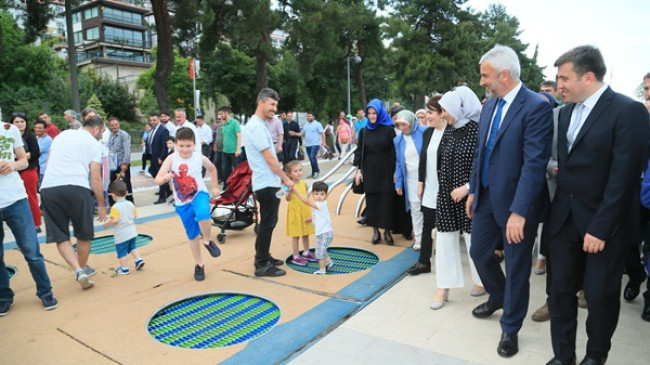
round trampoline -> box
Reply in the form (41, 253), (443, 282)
(285, 247), (379, 275)
(147, 293), (281, 349)
(74, 234), (154, 255)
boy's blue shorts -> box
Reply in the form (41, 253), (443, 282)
(175, 191), (211, 240)
(116, 237), (137, 258)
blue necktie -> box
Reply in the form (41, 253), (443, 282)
(481, 98), (506, 188)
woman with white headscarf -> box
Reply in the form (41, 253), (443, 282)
(394, 110), (428, 251)
(430, 86), (485, 310)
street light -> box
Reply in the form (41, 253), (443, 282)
(347, 55), (362, 116)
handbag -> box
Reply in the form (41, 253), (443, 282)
(352, 130), (365, 194)
(297, 147), (305, 160)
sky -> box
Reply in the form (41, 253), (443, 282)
(464, 0), (649, 99)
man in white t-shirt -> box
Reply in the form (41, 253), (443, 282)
(173, 108), (201, 153)
(40, 116), (107, 290)
(0, 121), (58, 315)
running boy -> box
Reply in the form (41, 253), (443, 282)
(290, 181), (334, 274)
(155, 128), (221, 281)
(103, 180), (144, 275)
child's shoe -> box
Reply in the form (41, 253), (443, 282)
(326, 260), (334, 270)
(194, 265), (205, 281)
(302, 251), (318, 262)
(290, 255), (308, 266)
(313, 269), (327, 275)
(115, 267), (130, 275)
(135, 258), (145, 271)
(204, 240), (221, 258)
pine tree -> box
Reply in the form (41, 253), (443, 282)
(86, 93), (106, 120)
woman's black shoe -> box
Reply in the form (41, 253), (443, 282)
(384, 231), (394, 246)
(408, 263), (431, 275)
(371, 232), (381, 244)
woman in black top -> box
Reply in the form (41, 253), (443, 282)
(354, 99), (396, 245)
(12, 113), (42, 232)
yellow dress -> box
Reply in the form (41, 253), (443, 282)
(286, 180), (315, 237)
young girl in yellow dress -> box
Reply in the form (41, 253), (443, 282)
(285, 160), (317, 265)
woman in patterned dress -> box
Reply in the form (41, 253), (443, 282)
(430, 86), (485, 310)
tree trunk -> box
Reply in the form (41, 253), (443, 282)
(151, 0), (173, 112)
(255, 29), (270, 91)
(415, 94), (425, 110)
(0, 19), (3, 65)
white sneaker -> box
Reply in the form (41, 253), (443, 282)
(76, 270), (94, 290)
(313, 269), (327, 275)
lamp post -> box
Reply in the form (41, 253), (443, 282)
(347, 55), (362, 116)
(64, 0), (80, 112)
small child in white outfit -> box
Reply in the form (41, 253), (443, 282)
(290, 181), (334, 274)
(103, 180), (144, 275)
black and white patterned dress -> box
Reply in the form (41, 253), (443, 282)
(436, 120), (479, 233)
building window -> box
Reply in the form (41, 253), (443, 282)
(104, 26), (144, 47)
(103, 7), (143, 26)
(84, 7), (98, 20)
(73, 31), (83, 44)
(56, 22), (64, 35)
(72, 12), (81, 24)
(105, 47), (146, 63)
(85, 27), (99, 41)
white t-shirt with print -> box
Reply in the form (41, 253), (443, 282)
(40, 129), (103, 190)
(0, 122), (27, 209)
(312, 200), (333, 235)
(170, 151), (208, 206)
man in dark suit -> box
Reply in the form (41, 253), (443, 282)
(148, 113), (171, 204)
(545, 46), (650, 365)
(466, 44), (553, 358)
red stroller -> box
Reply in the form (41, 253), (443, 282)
(210, 161), (258, 244)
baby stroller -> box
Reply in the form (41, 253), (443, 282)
(210, 161), (258, 244)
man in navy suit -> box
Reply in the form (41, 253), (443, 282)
(545, 46), (650, 365)
(148, 113), (171, 204)
(466, 44), (553, 358)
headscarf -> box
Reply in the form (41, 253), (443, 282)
(394, 110), (417, 135)
(365, 98), (394, 131)
(538, 91), (558, 107)
(439, 86), (482, 129)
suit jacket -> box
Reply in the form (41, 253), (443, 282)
(149, 124), (170, 176)
(548, 87), (650, 240)
(469, 84), (553, 226)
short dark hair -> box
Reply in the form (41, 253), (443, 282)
(83, 115), (104, 128)
(175, 127), (195, 143)
(150, 112), (159, 117)
(109, 180), (128, 197)
(644, 72), (650, 81)
(34, 120), (47, 129)
(426, 95), (442, 113)
(38, 112), (48, 119)
(312, 181), (328, 193)
(540, 80), (557, 90)
(554, 45), (607, 81)
(108, 117), (119, 123)
(196, 115), (204, 120)
(166, 136), (176, 143)
(218, 106), (232, 114)
(160, 110), (171, 117)
(257, 88), (279, 103)
(389, 105), (405, 117)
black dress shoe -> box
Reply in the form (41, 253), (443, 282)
(579, 355), (607, 365)
(497, 332), (518, 358)
(403, 233), (413, 240)
(384, 231), (394, 246)
(408, 262), (431, 275)
(546, 355), (576, 365)
(154, 197), (167, 204)
(623, 273), (647, 301)
(472, 300), (503, 318)
(254, 262), (286, 277)
(371, 231), (381, 244)
(642, 302), (650, 322)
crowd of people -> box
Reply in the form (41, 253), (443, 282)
(2, 43), (650, 365)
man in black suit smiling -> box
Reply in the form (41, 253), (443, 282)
(148, 112), (171, 204)
(546, 45), (650, 365)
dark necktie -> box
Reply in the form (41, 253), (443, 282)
(481, 98), (506, 188)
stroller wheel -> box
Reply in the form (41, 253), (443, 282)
(217, 233), (226, 244)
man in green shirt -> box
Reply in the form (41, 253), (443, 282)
(219, 106), (242, 183)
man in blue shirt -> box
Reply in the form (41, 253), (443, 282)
(299, 112), (325, 178)
(353, 109), (368, 145)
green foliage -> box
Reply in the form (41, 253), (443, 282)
(86, 93), (106, 120)
(137, 49), (199, 116)
(79, 72), (137, 122)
